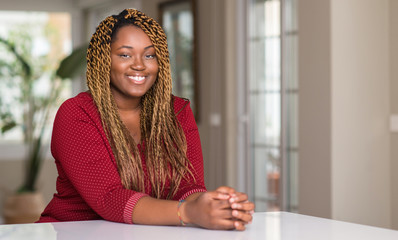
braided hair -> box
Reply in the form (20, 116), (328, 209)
(86, 9), (194, 199)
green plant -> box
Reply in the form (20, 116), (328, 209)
(0, 35), (86, 193)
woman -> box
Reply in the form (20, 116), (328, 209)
(38, 9), (254, 230)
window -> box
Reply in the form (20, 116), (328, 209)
(0, 11), (72, 149)
(283, 0), (299, 212)
(248, 0), (298, 212)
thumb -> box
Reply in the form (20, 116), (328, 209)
(208, 190), (230, 200)
(216, 186), (236, 195)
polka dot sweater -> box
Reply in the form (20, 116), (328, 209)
(37, 92), (206, 224)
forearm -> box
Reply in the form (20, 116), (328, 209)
(132, 197), (179, 225)
(131, 192), (204, 225)
(131, 189), (254, 231)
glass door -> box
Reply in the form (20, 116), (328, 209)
(248, 0), (298, 212)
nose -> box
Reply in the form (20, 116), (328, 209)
(130, 56), (145, 71)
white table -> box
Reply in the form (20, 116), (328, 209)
(1, 212), (398, 240)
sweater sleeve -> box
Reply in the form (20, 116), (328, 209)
(51, 96), (147, 224)
(173, 98), (207, 200)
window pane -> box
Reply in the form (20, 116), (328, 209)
(249, 39), (265, 92)
(284, 35), (298, 90)
(249, 0), (280, 38)
(0, 11), (72, 144)
(250, 93), (281, 147)
(249, 0), (266, 38)
(287, 150), (299, 212)
(287, 93), (298, 148)
(285, 0), (298, 32)
(252, 147), (280, 211)
(249, 38), (281, 93)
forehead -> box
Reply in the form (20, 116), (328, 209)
(111, 25), (152, 46)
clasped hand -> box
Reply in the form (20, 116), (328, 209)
(183, 186), (255, 230)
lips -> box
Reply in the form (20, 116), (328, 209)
(128, 75), (146, 84)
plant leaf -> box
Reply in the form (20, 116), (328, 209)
(0, 37), (32, 79)
(56, 44), (87, 79)
(2, 121), (17, 134)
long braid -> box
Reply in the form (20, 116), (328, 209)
(86, 15), (145, 192)
(86, 9), (194, 199)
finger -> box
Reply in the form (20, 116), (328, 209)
(203, 193), (232, 209)
(209, 219), (236, 230)
(216, 186), (236, 195)
(215, 199), (233, 210)
(207, 207), (238, 222)
(210, 191), (231, 200)
(233, 220), (246, 231)
(214, 208), (234, 220)
(232, 209), (253, 223)
(229, 192), (248, 204)
(230, 201), (255, 211)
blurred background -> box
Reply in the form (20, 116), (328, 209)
(0, 0), (397, 230)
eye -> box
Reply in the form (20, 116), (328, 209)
(119, 54), (131, 58)
(145, 54), (156, 60)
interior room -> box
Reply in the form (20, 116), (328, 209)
(0, 0), (397, 232)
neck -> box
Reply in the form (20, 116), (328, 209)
(117, 101), (141, 113)
(112, 93), (142, 113)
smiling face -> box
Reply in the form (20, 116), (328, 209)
(110, 25), (159, 106)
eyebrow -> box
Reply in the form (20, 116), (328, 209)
(116, 45), (155, 50)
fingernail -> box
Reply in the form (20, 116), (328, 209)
(220, 193), (229, 199)
(234, 221), (239, 228)
(233, 210), (238, 217)
(232, 203), (238, 208)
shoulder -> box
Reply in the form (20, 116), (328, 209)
(172, 96), (197, 131)
(59, 92), (95, 111)
(56, 91), (98, 122)
(173, 95), (190, 116)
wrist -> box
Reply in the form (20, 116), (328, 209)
(179, 199), (193, 225)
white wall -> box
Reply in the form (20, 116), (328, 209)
(331, 0), (390, 227)
(298, 0), (332, 218)
(299, 0), (393, 229)
(0, 0), (75, 11)
(390, 0), (398, 230)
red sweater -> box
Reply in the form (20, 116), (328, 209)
(38, 92), (206, 224)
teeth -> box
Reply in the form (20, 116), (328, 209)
(129, 76), (145, 81)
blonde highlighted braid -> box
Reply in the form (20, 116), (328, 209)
(86, 9), (194, 199)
